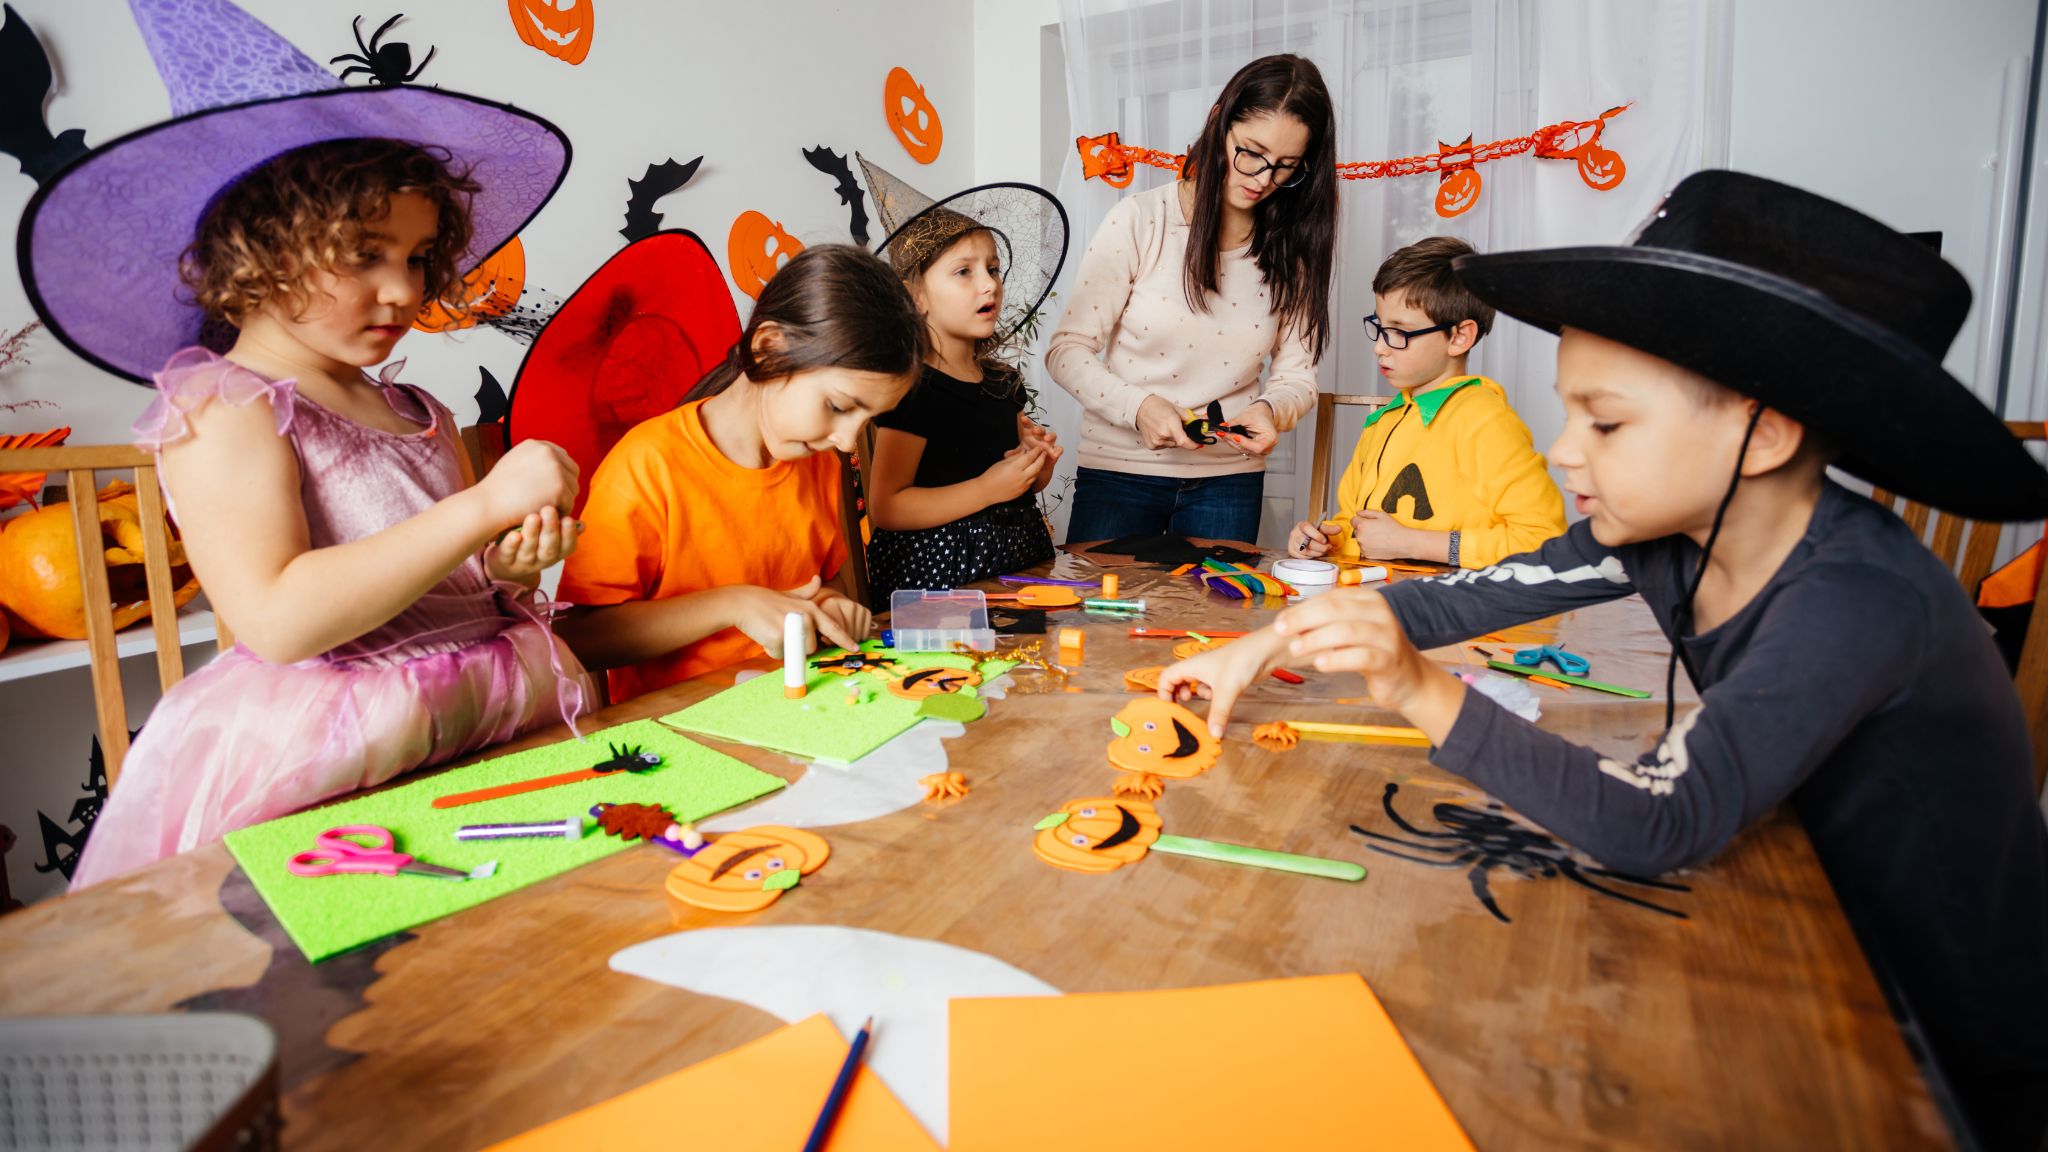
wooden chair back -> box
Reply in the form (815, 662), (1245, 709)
(1306, 392), (1394, 519)
(1868, 421), (2048, 792)
(0, 445), (194, 788)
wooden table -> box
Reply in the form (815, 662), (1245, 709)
(0, 555), (1951, 1150)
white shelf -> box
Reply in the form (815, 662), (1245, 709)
(0, 604), (219, 684)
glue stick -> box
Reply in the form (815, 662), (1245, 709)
(783, 612), (807, 699)
(1102, 574), (1119, 599)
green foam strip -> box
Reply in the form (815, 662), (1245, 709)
(222, 719), (785, 962)
(1483, 659), (1651, 698)
(1152, 834), (1368, 881)
(661, 644), (1012, 765)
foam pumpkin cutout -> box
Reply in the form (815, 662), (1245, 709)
(665, 825), (831, 913)
(1577, 145), (1626, 190)
(0, 480), (200, 640)
(508, 0), (592, 65)
(726, 211), (803, 299)
(413, 237), (526, 333)
(1107, 698), (1221, 799)
(883, 66), (943, 164)
(887, 665), (982, 700)
(1171, 635), (1231, 660)
(1032, 797), (1162, 874)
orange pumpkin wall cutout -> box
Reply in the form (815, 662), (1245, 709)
(665, 825), (831, 913)
(413, 237), (527, 333)
(507, 0), (592, 65)
(883, 66), (943, 164)
(1434, 137), (1480, 219)
(726, 211), (804, 299)
(0, 480), (200, 641)
(1107, 697), (1221, 799)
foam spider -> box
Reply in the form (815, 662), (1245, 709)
(331, 14), (435, 87)
(1350, 782), (1688, 923)
(810, 651), (900, 676)
(591, 742), (662, 773)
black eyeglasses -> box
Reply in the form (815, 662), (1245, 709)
(1363, 314), (1454, 350)
(1231, 145), (1308, 188)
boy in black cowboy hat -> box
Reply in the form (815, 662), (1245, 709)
(1161, 170), (2048, 1149)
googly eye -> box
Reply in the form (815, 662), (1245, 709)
(767, 858), (785, 870)
(1079, 807), (1097, 818)
(744, 869), (763, 881)
(1071, 835), (1089, 847)
(1143, 721), (1158, 731)
(1137, 744), (1152, 754)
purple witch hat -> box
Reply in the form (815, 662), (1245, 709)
(16, 0), (570, 384)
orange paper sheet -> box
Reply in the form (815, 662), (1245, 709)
(949, 974), (1473, 1151)
(487, 1014), (939, 1152)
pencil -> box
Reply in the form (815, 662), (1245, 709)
(801, 1015), (874, 1152)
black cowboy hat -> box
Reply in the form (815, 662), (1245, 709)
(1451, 169), (2048, 521)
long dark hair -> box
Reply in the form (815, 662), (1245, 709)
(1181, 54), (1337, 359)
(687, 244), (925, 402)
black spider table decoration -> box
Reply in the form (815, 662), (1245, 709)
(332, 13), (435, 86)
(810, 651), (901, 677)
(1350, 782), (1689, 924)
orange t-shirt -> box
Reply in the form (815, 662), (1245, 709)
(558, 399), (846, 702)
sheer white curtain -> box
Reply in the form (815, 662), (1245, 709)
(1042, 0), (1732, 537)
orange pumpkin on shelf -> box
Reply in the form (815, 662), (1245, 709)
(507, 0), (593, 65)
(665, 825), (831, 914)
(0, 480), (200, 640)
(726, 211), (803, 299)
(883, 66), (943, 164)
(414, 237), (526, 333)
(1033, 797), (1162, 873)
(1107, 697), (1221, 798)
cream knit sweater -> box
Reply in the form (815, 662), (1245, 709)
(1046, 182), (1320, 477)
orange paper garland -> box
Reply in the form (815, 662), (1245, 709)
(1078, 103), (1630, 218)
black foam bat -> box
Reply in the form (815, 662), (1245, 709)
(0, 4), (89, 184)
(803, 145), (870, 246)
(474, 366), (508, 425)
(620, 156), (702, 242)
(1183, 399), (1251, 446)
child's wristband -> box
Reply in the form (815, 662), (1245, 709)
(1446, 530), (1462, 568)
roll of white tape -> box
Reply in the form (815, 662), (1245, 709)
(1273, 559), (1338, 587)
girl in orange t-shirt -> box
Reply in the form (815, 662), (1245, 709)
(557, 246), (924, 702)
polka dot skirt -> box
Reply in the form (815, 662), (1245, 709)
(867, 499), (1055, 609)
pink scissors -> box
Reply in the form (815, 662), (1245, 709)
(288, 825), (472, 881)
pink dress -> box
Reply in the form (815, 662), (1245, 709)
(71, 349), (592, 888)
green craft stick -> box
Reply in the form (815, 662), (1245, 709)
(1151, 834), (1366, 881)
(1485, 659), (1651, 698)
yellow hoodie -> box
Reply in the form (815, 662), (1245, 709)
(1334, 375), (1565, 568)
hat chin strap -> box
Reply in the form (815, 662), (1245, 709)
(1665, 403), (1766, 733)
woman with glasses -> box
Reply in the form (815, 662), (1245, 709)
(1049, 54), (1337, 546)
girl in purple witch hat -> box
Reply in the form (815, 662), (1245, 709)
(18, 0), (592, 886)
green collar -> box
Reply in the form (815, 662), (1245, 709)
(1361, 376), (1481, 430)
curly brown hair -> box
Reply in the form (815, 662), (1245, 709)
(180, 138), (482, 328)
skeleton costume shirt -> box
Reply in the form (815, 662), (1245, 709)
(1379, 480), (2048, 1135)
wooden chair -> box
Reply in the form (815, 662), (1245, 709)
(456, 420), (508, 488)
(1868, 420), (2048, 793)
(0, 444), (198, 788)
(1306, 392), (1394, 520)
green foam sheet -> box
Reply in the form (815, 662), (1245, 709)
(661, 644), (1012, 766)
(222, 719), (785, 962)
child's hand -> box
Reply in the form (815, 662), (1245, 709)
(1271, 588), (1452, 722)
(1135, 394), (1201, 451)
(1155, 629), (1290, 737)
(1220, 400), (1278, 457)
(725, 576), (865, 656)
(1286, 518), (1332, 558)
(485, 505), (583, 585)
(979, 444), (1048, 503)
(810, 586), (874, 651)
(1350, 510), (1415, 560)
(1016, 413), (1057, 450)
(478, 440), (579, 531)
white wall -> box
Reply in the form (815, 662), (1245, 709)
(0, 0), (975, 904)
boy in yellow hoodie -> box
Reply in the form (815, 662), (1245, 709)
(1289, 237), (1564, 568)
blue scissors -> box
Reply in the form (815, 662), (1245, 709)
(1512, 644), (1590, 677)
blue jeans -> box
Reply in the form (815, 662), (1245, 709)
(1064, 467), (1264, 545)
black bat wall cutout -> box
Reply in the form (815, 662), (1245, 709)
(474, 366), (508, 425)
(0, 4), (89, 184)
(620, 156), (702, 242)
(803, 145), (870, 246)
